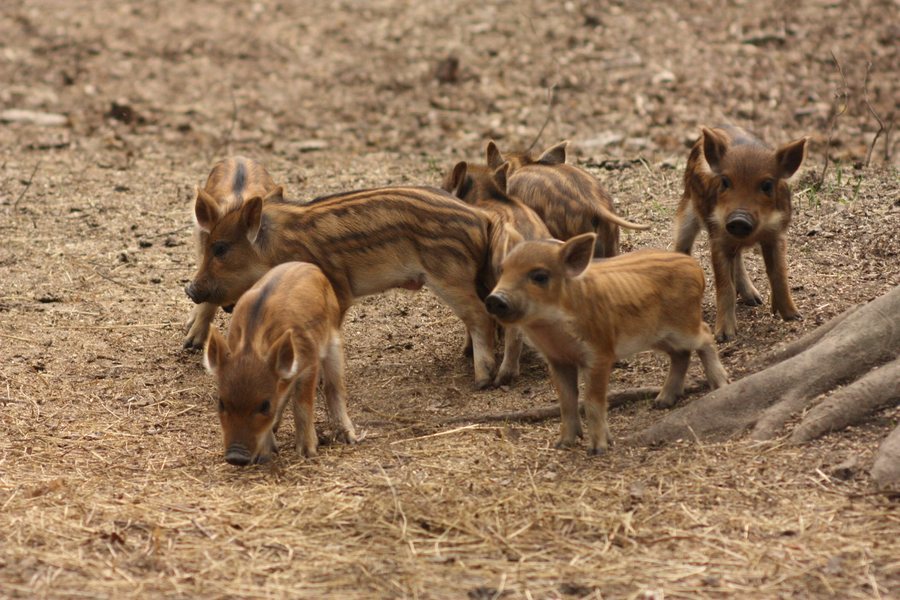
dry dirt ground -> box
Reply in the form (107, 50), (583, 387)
(1, 1), (899, 598)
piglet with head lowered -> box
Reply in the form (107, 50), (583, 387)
(204, 261), (356, 465)
(485, 234), (729, 455)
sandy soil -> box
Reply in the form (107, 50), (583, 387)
(1, 0), (898, 598)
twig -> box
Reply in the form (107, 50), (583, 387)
(378, 465), (408, 541)
(818, 51), (849, 187)
(0, 333), (42, 345)
(526, 84), (557, 153)
(212, 87), (239, 160)
(390, 423), (488, 444)
(436, 385), (705, 426)
(13, 160), (41, 210)
(59, 323), (177, 330)
(862, 62), (886, 168)
(885, 118), (895, 164)
(525, 12), (561, 153)
(144, 224), (192, 240)
(91, 267), (139, 290)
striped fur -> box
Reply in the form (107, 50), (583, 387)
(204, 262), (354, 465)
(184, 157), (282, 350)
(675, 126), (806, 341)
(187, 185), (500, 388)
(486, 236), (728, 454)
(486, 140), (650, 257)
(442, 159), (552, 385)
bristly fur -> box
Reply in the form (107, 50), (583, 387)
(205, 262), (355, 464)
(488, 236), (728, 454)
(675, 125), (807, 341)
(183, 157), (281, 350)
(189, 184), (502, 389)
(482, 141), (650, 258)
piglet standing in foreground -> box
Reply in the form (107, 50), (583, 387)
(675, 126), (807, 341)
(485, 234), (729, 455)
(184, 156), (281, 350)
(204, 262), (356, 466)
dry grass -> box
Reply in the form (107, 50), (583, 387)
(2, 380), (898, 599)
(2, 0), (899, 597)
(1, 151), (897, 600)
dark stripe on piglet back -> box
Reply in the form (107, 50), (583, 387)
(233, 161), (247, 199)
(246, 269), (284, 338)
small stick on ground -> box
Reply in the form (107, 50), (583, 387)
(818, 51), (849, 187)
(525, 11), (561, 152)
(13, 160), (41, 210)
(862, 62), (886, 168)
(437, 384), (704, 426)
(210, 87), (239, 161)
(525, 84), (557, 153)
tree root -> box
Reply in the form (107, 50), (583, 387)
(872, 422), (900, 490)
(437, 384), (704, 426)
(630, 286), (900, 446)
(757, 303), (861, 368)
(790, 357), (900, 444)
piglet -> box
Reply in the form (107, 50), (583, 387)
(675, 126), (807, 341)
(204, 261), (355, 465)
(486, 234), (729, 454)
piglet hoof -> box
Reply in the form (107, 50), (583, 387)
(782, 311), (803, 322)
(298, 445), (318, 459)
(652, 395), (677, 410)
(493, 369), (517, 387)
(715, 330), (735, 343)
(474, 377), (494, 391)
(554, 439), (578, 450)
(182, 326), (206, 350)
(586, 446), (608, 457)
(335, 430), (358, 445)
(742, 294), (763, 307)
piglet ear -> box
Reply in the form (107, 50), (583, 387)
(536, 141), (568, 165)
(269, 330), (299, 380)
(262, 186), (284, 202)
(486, 140), (504, 169)
(776, 137), (807, 179)
(502, 223), (524, 257)
(560, 233), (596, 278)
(240, 196), (263, 243)
(492, 161), (510, 193)
(700, 127), (728, 174)
(443, 161), (468, 197)
(194, 188), (221, 233)
(203, 327), (230, 376)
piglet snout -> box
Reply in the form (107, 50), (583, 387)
(224, 443), (252, 466)
(725, 210), (755, 238)
(184, 282), (207, 304)
(485, 293), (511, 319)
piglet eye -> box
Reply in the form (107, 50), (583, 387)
(529, 269), (550, 285)
(258, 400), (271, 415)
(721, 176), (732, 190)
(760, 179), (774, 194)
(212, 241), (229, 258)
